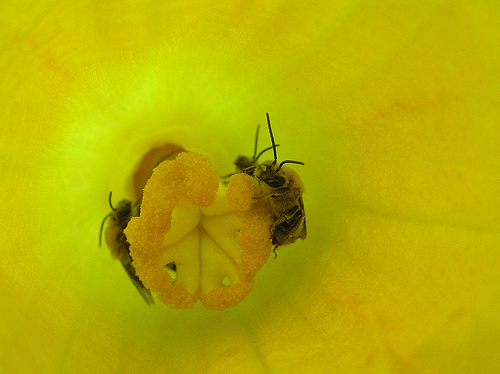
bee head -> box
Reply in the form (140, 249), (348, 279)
(257, 161), (287, 188)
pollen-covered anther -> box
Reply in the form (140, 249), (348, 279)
(124, 152), (272, 310)
(226, 173), (260, 211)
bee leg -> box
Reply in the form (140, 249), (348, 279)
(252, 190), (275, 200)
(268, 224), (274, 237)
(219, 172), (234, 179)
(272, 245), (279, 259)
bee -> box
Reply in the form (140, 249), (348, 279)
(241, 113), (307, 258)
(99, 192), (154, 305)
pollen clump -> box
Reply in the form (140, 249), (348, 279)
(124, 152), (272, 310)
(176, 152), (219, 208)
(227, 173), (260, 211)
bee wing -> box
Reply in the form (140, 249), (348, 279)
(299, 216), (307, 240)
(298, 196), (306, 240)
(124, 267), (155, 306)
(119, 247), (155, 306)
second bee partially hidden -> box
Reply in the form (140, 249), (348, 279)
(99, 192), (154, 305)
(239, 113), (307, 257)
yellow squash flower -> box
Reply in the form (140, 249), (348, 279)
(1, 1), (499, 373)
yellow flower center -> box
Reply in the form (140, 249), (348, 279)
(124, 152), (272, 310)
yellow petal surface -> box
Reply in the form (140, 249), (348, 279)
(1, 0), (499, 373)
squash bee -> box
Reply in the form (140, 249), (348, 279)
(241, 113), (307, 258)
(99, 192), (154, 305)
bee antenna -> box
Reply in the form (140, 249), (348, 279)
(276, 160), (304, 172)
(266, 113), (278, 165)
(99, 213), (112, 247)
(253, 144), (280, 163)
(252, 124), (260, 159)
(100, 191), (116, 247)
(108, 191), (116, 211)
